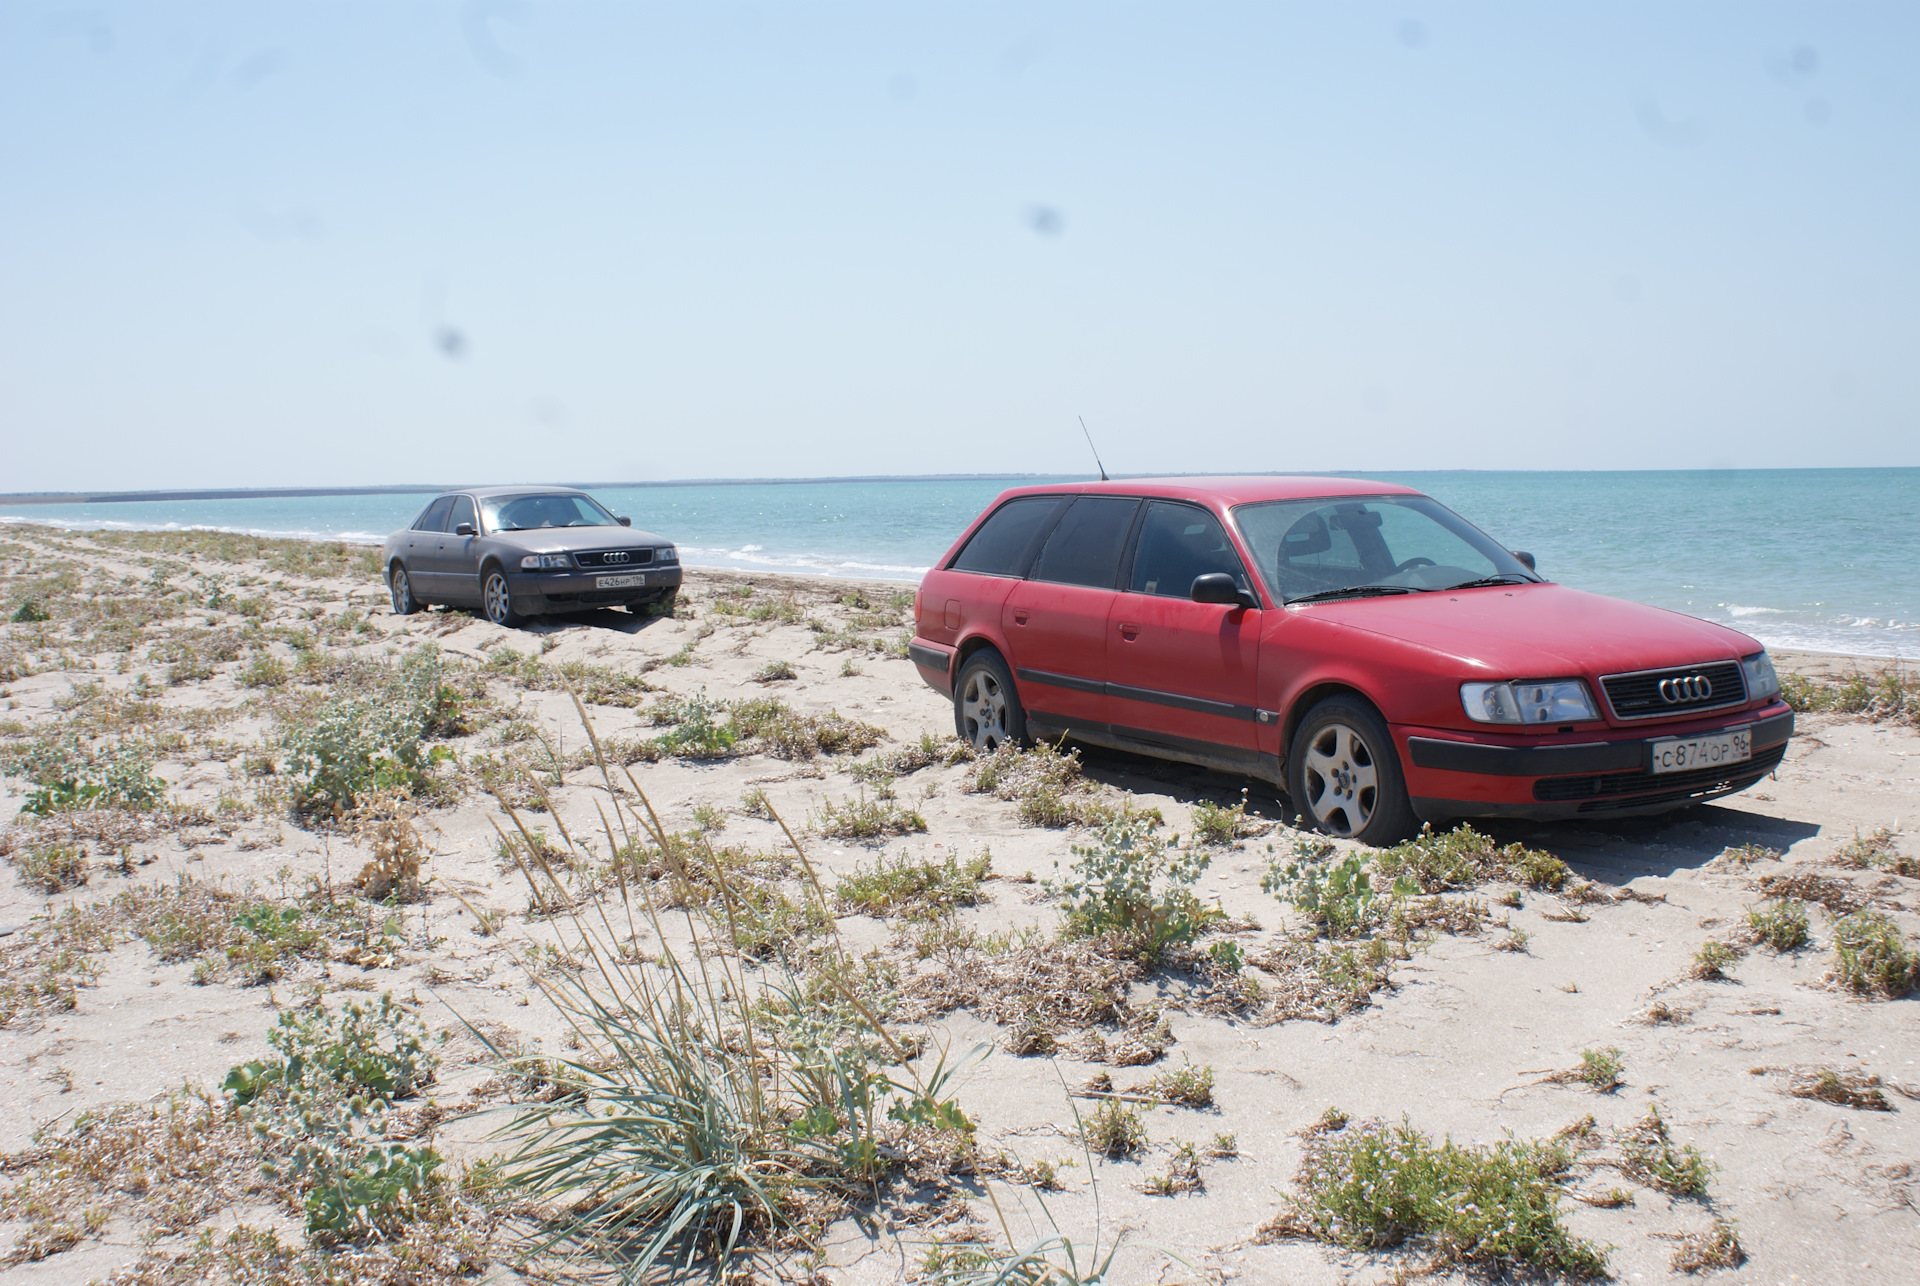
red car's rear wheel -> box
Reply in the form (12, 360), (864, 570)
(953, 649), (1028, 753)
(1288, 696), (1417, 846)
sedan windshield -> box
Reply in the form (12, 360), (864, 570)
(482, 493), (618, 533)
(1232, 495), (1535, 603)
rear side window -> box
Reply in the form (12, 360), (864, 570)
(1031, 496), (1140, 589)
(950, 497), (1062, 576)
(448, 495), (477, 533)
(1129, 502), (1251, 597)
(414, 496), (455, 532)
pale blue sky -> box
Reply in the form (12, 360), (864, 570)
(2, 2), (1914, 490)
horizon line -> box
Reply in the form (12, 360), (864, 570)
(0, 464), (1908, 507)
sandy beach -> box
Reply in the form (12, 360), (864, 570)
(0, 521), (1915, 1285)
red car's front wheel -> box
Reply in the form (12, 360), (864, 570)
(1288, 696), (1418, 846)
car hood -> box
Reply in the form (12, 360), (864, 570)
(486, 527), (671, 554)
(1294, 582), (1760, 677)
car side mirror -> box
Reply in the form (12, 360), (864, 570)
(454, 523), (476, 537)
(1191, 573), (1258, 610)
(1512, 550), (1536, 572)
(617, 515), (632, 527)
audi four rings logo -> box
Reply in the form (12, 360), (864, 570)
(605, 552), (629, 564)
(1659, 675), (1713, 703)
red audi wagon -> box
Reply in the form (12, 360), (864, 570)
(908, 478), (1793, 846)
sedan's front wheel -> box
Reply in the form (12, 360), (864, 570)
(389, 564), (420, 615)
(1287, 696), (1417, 846)
(482, 566), (525, 628)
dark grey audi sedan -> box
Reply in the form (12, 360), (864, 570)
(382, 486), (682, 627)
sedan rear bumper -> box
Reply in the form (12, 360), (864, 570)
(1400, 704), (1793, 823)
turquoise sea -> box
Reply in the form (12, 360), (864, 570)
(3, 469), (1915, 660)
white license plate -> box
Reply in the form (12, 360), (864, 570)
(595, 574), (647, 589)
(1649, 728), (1751, 775)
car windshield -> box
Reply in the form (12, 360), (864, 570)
(482, 493), (618, 533)
(1232, 494), (1535, 603)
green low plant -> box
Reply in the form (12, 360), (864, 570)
(1619, 1104), (1712, 1197)
(1082, 1098), (1147, 1158)
(279, 648), (461, 815)
(9, 734), (167, 816)
(1576, 1047), (1623, 1092)
(237, 652), (289, 688)
(1190, 794), (1253, 846)
(13, 839), (89, 893)
(1748, 898), (1810, 951)
(225, 993), (438, 1105)
(1691, 940), (1739, 980)
(1266, 1115), (1608, 1277)
(651, 692), (739, 758)
(1830, 911), (1918, 996)
(1264, 846), (1413, 940)
(1373, 824), (1568, 893)
(1147, 1059), (1215, 1108)
(1054, 816), (1216, 959)
(836, 850), (990, 918)
(814, 792), (928, 840)
(224, 993), (443, 1241)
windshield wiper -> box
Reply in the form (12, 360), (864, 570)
(1442, 575), (1533, 591)
(1287, 584), (1423, 605)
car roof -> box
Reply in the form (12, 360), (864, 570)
(444, 485), (594, 500)
(989, 475), (1425, 506)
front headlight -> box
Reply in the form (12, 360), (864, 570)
(1741, 651), (1780, 702)
(1461, 679), (1599, 725)
(519, 554), (572, 570)
(656, 546), (678, 564)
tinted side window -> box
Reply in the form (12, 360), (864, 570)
(1129, 502), (1250, 597)
(414, 496), (455, 532)
(1030, 497), (1139, 589)
(448, 496), (477, 533)
(950, 497), (1062, 576)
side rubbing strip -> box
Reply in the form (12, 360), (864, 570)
(1106, 681), (1258, 722)
(1017, 669), (1258, 721)
(1017, 667), (1107, 697)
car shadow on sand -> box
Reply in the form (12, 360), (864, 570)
(522, 607), (677, 637)
(1063, 738), (1822, 881)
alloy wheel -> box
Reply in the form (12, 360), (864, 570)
(1301, 721), (1378, 837)
(484, 571), (512, 625)
(390, 568), (413, 615)
(960, 667), (1011, 751)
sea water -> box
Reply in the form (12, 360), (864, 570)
(3, 469), (1914, 659)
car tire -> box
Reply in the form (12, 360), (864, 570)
(1287, 695), (1418, 847)
(389, 564), (421, 615)
(953, 649), (1028, 754)
(650, 588), (678, 618)
(481, 564), (525, 628)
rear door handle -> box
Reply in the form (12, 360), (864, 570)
(1013, 609), (1030, 625)
(1118, 622), (1140, 639)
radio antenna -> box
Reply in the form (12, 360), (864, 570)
(1078, 415), (1109, 482)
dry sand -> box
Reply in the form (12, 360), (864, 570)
(0, 523), (1915, 1284)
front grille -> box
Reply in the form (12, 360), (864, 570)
(1533, 741), (1786, 806)
(573, 548), (655, 568)
(1601, 661), (1745, 720)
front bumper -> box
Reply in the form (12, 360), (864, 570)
(1401, 703), (1794, 822)
(510, 565), (683, 615)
